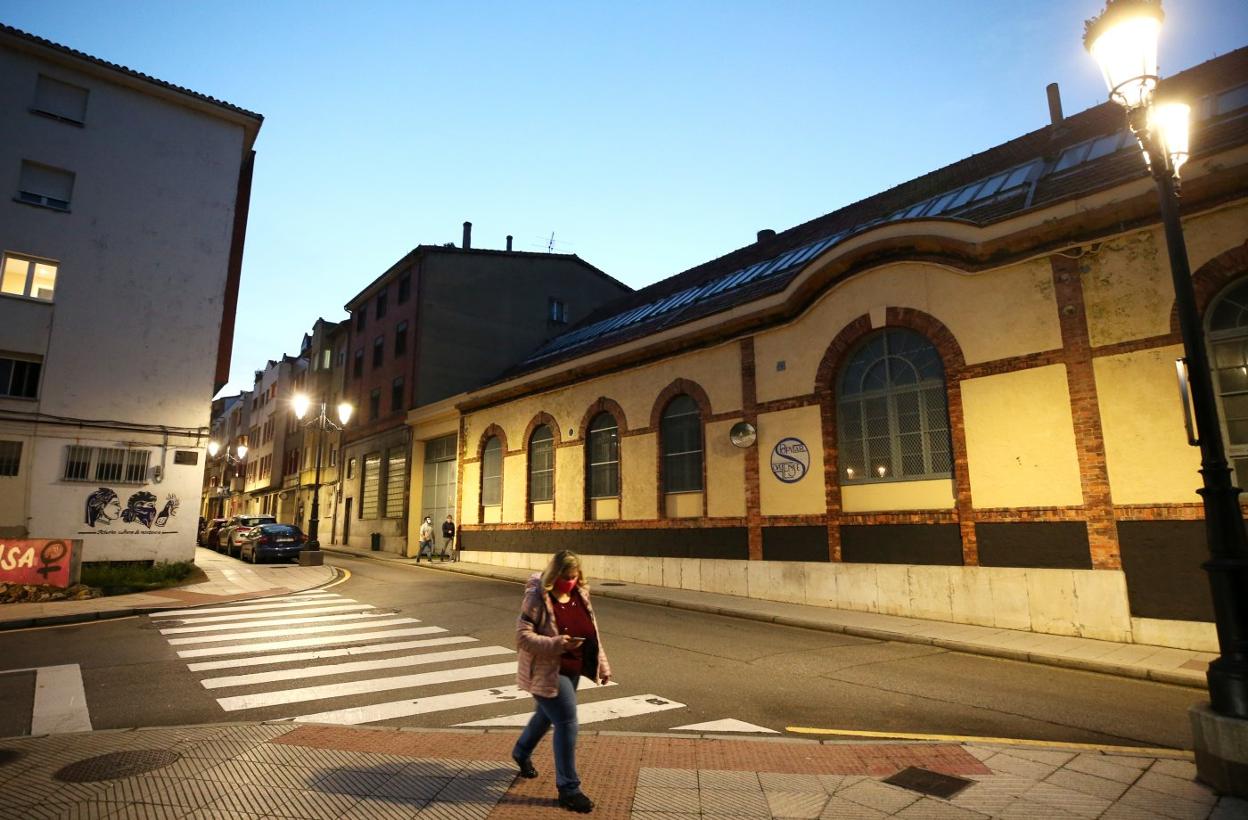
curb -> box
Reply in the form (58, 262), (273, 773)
(0, 566), (345, 633)
(322, 548), (1207, 691)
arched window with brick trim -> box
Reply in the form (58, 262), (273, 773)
(1206, 277), (1248, 486)
(481, 436), (503, 508)
(837, 328), (951, 483)
(661, 395), (702, 493)
(528, 425), (554, 506)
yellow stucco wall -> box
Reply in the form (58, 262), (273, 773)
(706, 419), (746, 518)
(555, 445), (584, 522)
(621, 433), (658, 520)
(1095, 344), (1203, 505)
(591, 498), (619, 520)
(532, 502), (553, 521)
(501, 454), (526, 522)
(461, 461), (480, 525)
(1182, 202), (1248, 284)
(666, 492), (702, 518)
(961, 364), (1084, 508)
(754, 258), (1061, 403)
(841, 478), (955, 512)
(758, 405), (826, 516)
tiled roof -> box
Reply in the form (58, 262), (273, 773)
(1, 24), (263, 122)
(505, 46), (1248, 380)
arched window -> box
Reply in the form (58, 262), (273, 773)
(837, 328), (951, 482)
(661, 395), (702, 492)
(481, 436), (502, 507)
(587, 413), (619, 498)
(529, 425), (554, 504)
(1206, 278), (1248, 484)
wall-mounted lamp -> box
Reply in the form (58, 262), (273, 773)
(729, 421), (757, 449)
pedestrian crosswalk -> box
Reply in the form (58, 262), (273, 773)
(149, 589), (689, 731)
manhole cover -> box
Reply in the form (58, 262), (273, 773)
(0, 749), (23, 767)
(600, 582), (626, 586)
(883, 766), (974, 799)
(54, 749), (180, 783)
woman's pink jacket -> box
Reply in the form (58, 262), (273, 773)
(515, 572), (612, 698)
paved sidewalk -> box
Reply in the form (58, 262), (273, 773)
(0, 548), (338, 631)
(321, 545), (1215, 690)
(0, 721), (1240, 819)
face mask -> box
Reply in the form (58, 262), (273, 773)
(553, 577), (577, 596)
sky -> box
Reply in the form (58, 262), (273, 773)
(5, 1), (1246, 397)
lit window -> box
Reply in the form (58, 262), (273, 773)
(2, 254), (58, 301)
(33, 75), (88, 124)
(661, 395), (702, 493)
(481, 437), (502, 507)
(529, 426), (553, 504)
(17, 161), (74, 210)
(0, 355), (42, 399)
(385, 447), (405, 517)
(361, 453), (381, 518)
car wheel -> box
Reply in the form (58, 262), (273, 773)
(249, 548), (258, 564)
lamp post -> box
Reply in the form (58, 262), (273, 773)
(292, 394), (353, 549)
(207, 439), (247, 517)
(1085, 0), (1248, 792)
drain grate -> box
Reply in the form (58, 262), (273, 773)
(883, 766), (974, 799)
(54, 749), (180, 783)
(0, 749), (23, 767)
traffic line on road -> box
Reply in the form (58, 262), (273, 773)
(214, 661), (518, 711)
(199, 646), (515, 689)
(150, 593), (345, 618)
(456, 693), (684, 727)
(1, 664), (94, 735)
(176, 626), (448, 658)
(165, 617), (421, 645)
(169, 602), (376, 625)
(185, 635), (480, 672)
(158, 610), (393, 635)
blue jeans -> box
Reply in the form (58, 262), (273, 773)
(513, 673), (581, 793)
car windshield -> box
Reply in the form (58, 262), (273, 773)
(261, 525), (303, 537)
(241, 517), (275, 526)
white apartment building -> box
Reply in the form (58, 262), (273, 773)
(0, 25), (262, 564)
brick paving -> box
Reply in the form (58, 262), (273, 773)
(0, 723), (1242, 819)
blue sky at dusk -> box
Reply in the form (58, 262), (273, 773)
(4, 1), (1246, 396)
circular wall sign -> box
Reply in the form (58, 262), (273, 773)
(770, 437), (810, 483)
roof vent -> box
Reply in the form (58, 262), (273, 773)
(506, 235), (513, 251)
(462, 221), (472, 249)
(1046, 82), (1064, 126)
(757, 229), (776, 243)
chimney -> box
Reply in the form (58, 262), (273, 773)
(462, 221), (472, 249)
(506, 235), (513, 251)
(757, 229), (776, 243)
(1046, 82), (1064, 126)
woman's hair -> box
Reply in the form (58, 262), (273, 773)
(540, 549), (584, 593)
(85, 487), (118, 527)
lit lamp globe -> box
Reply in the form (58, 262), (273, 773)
(1150, 101), (1191, 173)
(1083, 0), (1164, 110)
(292, 393), (311, 421)
(207, 441), (221, 458)
(236, 443), (248, 460)
(337, 402), (354, 426)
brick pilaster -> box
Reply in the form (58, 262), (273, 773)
(741, 338), (763, 559)
(1051, 253), (1121, 569)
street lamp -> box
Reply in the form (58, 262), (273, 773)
(206, 439), (247, 516)
(292, 393), (352, 549)
(1085, 0), (1248, 789)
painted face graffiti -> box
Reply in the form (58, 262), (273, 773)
(85, 488), (122, 527)
(121, 491), (159, 528)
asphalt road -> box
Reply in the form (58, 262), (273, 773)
(0, 553), (1205, 749)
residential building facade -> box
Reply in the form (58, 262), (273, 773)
(294, 318), (350, 540)
(200, 391), (249, 523)
(0, 25), (261, 563)
(242, 355), (305, 522)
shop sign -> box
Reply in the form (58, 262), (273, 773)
(0, 539), (82, 588)
(769, 437), (809, 483)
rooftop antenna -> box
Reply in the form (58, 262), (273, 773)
(547, 232), (556, 252)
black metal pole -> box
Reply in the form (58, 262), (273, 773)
(308, 408), (324, 547)
(1152, 161), (1248, 719)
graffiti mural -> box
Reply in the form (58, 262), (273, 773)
(0, 539), (81, 587)
(80, 488), (179, 535)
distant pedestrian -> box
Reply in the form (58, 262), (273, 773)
(440, 515), (456, 561)
(512, 550), (610, 813)
(417, 516), (434, 561)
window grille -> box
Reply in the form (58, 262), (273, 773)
(361, 453), (381, 518)
(385, 448), (406, 517)
(661, 395), (703, 492)
(481, 437), (502, 506)
(0, 440), (21, 476)
(529, 426), (554, 503)
(124, 449), (150, 483)
(94, 448), (126, 482)
(1207, 277), (1248, 486)
(837, 329), (952, 483)
(587, 413), (619, 498)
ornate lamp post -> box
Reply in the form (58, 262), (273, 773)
(206, 439), (247, 517)
(1084, 0), (1248, 793)
(292, 394), (353, 550)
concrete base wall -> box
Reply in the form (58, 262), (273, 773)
(462, 551), (1217, 651)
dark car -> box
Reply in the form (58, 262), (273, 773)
(218, 514), (277, 556)
(239, 524), (306, 563)
(198, 517), (226, 547)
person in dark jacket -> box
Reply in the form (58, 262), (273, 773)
(440, 515), (456, 561)
(513, 550), (611, 813)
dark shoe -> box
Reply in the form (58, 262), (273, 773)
(559, 791), (594, 813)
(512, 754), (538, 779)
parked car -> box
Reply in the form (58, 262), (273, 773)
(218, 514), (277, 557)
(239, 524), (306, 563)
(198, 517), (226, 547)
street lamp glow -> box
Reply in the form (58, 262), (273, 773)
(337, 402), (354, 426)
(236, 443), (248, 460)
(292, 393), (311, 420)
(207, 441), (221, 457)
(1084, 0), (1164, 110)
(1150, 101), (1190, 175)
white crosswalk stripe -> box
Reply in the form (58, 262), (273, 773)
(149, 590), (695, 731)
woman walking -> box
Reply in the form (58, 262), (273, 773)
(513, 550), (611, 813)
